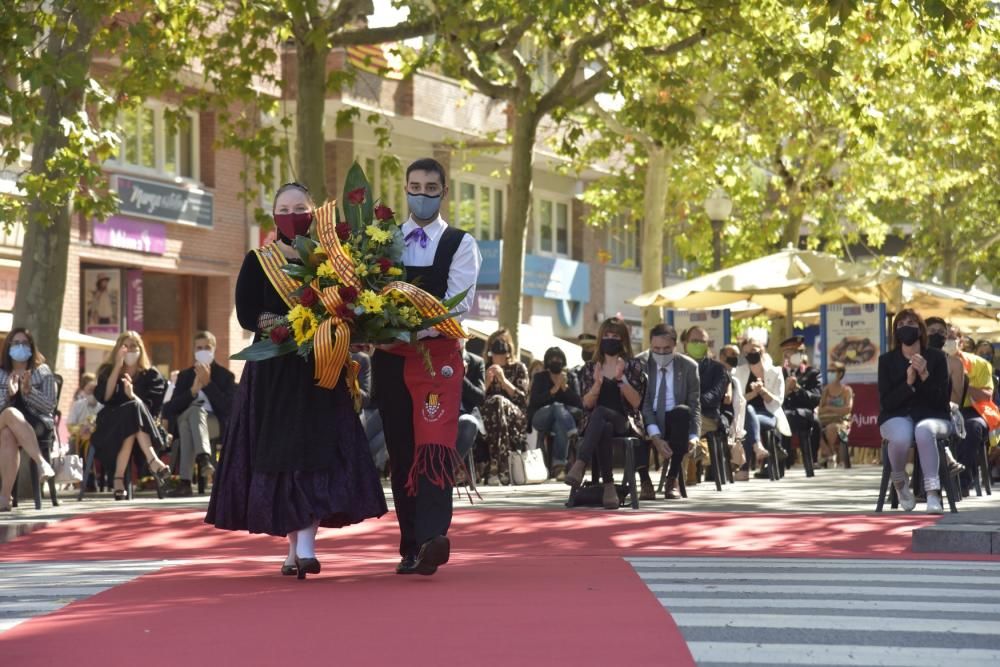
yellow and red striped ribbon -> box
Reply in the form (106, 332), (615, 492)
(253, 244), (301, 308)
(314, 200), (362, 290)
(381, 281), (468, 339)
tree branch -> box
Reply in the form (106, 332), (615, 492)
(451, 40), (516, 99)
(641, 28), (709, 57)
(536, 31), (611, 115)
(540, 66), (612, 116)
(329, 19), (436, 46)
(590, 102), (655, 151)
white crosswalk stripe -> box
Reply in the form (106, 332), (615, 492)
(628, 556), (1000, 667)
(0, 560), (185, 633)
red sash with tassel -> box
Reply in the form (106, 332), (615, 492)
(391, 337), (464, 495)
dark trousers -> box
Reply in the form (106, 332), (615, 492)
(958, 407), (988, 488)
(373, 350), (453, 558)
(649, 405), (692, 480)
(784, 409), (821, 461)
(579, 406), (627, 484)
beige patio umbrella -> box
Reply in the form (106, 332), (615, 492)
(629, 247), (873, 339)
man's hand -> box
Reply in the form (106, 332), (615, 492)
(194, 362), (211, 387)
(786, 376), (798, 393)
(652, 436), (671, 461)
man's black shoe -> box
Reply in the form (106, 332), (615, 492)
(413, 536), (450, 576)
(395, 554), (418, 574)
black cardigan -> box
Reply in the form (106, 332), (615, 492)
(527, 370), (583, 426)
(877, 346), (951, 425)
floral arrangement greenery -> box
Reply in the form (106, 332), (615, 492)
(232, 162), (466, 388)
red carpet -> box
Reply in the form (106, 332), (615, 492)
(2, 509), (997, 666)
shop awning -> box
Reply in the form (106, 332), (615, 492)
(0, 312), (117, 350)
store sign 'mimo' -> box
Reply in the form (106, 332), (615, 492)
(114, 175), (213, 227)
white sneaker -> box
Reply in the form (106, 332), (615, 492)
(926, 491), (944, 514)
(893, 481), (917, 512)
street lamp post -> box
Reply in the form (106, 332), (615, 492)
(704, 187), (732, 271)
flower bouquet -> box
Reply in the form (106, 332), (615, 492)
(232, 162), (468, 393)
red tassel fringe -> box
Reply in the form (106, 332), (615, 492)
(405, 443), (466, 497)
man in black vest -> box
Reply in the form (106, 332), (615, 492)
(779, 335), (822, 471)
(372, 158), (481, 576)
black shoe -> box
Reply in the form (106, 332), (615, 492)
(281, 563), (297, 576)
(413, 536), (450, 576)
(753, 469), (769, 479)
(395, 554), (418, 575)
(167, 480), (193, 498)
(294, 556), (321, 580)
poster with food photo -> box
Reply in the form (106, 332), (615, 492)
(820, 303), (886, 383)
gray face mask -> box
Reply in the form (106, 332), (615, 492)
(407, 192), (442, 221)
(652, 352), (673, 368)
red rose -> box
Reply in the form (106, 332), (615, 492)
(335, 222), (351, 241)
(338, 285), (359, 303)
(269, 325), (290, 344)
(347, 187), (366, 205)
(335, 303), (356, 321)
(299, 286), (318, 307)
(377, 257), (393, 273)
(374, 204), (394, 221)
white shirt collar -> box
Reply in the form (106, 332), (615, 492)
(402, 215), (447, 242)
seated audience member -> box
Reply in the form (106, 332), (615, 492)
(941, 323), (994, 494)
(353, 344), (387, 474)
(878, 309), (951, 514)
(973, 340), (999, 403)
(0, 328), (57, 510)
(733, 337), (790, 478)
(163, 331), (235, 496)
(92, 331), (171, 500)
(527, 346), (582, 481)
(718, 345), (747, 474)
(779, 335), (822, 467)
(571, 333), (597, 396)
(456, 347), (485, 472)
(817, 362), (853, 467)
(566, 318), (647, 509)
(640, 324), (700, 499)
(480, 329), (529, 485)
(68, 372), (101, 449)
(686, 327), (729, 481)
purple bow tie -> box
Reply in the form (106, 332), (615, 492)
(405, 227), (430, 248)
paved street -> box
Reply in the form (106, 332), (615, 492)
(2, 463), (1000, 666)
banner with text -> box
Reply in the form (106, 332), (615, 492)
(667, 309), (732, 352)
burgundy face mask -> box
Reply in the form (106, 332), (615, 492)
(274, 211), (313, 240)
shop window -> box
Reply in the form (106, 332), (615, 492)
(451, 178), (503, 241)
(115, 104), (199, 181)
(362, 155), (404, 215)
(535, 196), (570, 257)
(607, 218), (639, 268)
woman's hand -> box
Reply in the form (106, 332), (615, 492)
(19, 370), (31, 396)
(116, 345), (128, 367)
(7, 372), (18, 396)
(910, 353), (929, 381)
(122, 373), (135, 400)
(615, 358), (626, 381)
(906, 364), (918, 386)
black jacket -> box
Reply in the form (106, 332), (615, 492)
(462, 351), (486, 414)
(527, 369), (583, 426)
(698, 357), (729, 420)
(878, 346), (951, 425)
(163, 362), (237, 430)
(783, 365), (822, 412)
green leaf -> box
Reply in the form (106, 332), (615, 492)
(282, 264), (313, 281)
(342, 161), (374, 234)
(441, 287), (470, 310)
(231, 339), (297, 361)
(294, 234), (316, 264)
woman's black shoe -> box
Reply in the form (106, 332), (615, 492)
(395, 554), (418, 575)
(281, 563), (298, 576)
(113, 477), (127, 501)
(294, 556), (321, 580)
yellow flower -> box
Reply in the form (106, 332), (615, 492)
(288, 304), (318, 345)
(341, 244), (353, 262)
(316, 260), (336, 279)
(399, 306), (423, 327)
(365, 224), (391, 244)
(357, 290), (385, 314)
(387, 267), (403, 277)
(355, 263), (369, 277)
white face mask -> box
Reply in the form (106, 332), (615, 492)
(789, 353), (804, 366)
(195, 349), (214, 365)
(124, 351), (140, 366)
(943, 339), (960, 356)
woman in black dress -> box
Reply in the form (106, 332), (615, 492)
(206, 183), (387, 580)
(92, 331), (171, 500)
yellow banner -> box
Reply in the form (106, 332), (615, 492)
(253, 244), (301, 308)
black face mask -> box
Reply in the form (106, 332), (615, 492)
(895, 325), (920, 347)
(490, 341), (510, 355)
(928, 333), (946, 350)
(723, 356), (739, 367)
(745, 351), (762, 365)
(581, 349), (594, 363)
(600, 338), (623, 357)
(547, 361), (565, 374)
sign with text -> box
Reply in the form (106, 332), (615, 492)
(93, 215), (167, 255)
(820, 303), (886, 384)
(113, 175), (213, 227)
(667, 309), (732, 352)
(476, 240), (590, 303)
(469, 290), (500, 319)
(848, 383), (882, 448)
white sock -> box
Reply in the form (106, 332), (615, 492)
(285, 533), (297, 566)
(295, 522), (319, 559)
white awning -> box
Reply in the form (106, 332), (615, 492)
(0, 312), (117, 350)
(462, 318), (582, 363)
